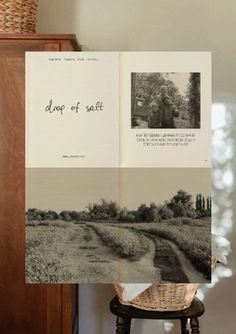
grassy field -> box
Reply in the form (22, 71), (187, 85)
(26, 220), (154, 283)
(115, 217), (211, 279)
(26, 217), (211, 283)
(26, 220), (121, 282)
(87, 223), (150, 260)
(26, 221), (73, 282)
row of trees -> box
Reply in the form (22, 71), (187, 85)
(196, 194), (212, 210)
(26, 208), (91, 222)
(26, 190), (211, 223)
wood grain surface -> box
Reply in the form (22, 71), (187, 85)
(0, 34), (79, 334)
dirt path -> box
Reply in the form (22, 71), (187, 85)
(118, 236), (161, 282)
(30, 222), (205, 283)
(27, 222), (207, 283)
(164, 239), (208, 283)
(62, 224), (120, 282)
(127, 226), (207, 283)
(62, 224), (160, 283)
(78, 223), (207, 283)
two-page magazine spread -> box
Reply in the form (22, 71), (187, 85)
(25, 52), (211, 283)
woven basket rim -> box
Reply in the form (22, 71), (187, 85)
(113, 283), (199, 311)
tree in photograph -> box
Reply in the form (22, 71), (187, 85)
(187, 73), (200, 128)
(196, 193), (203, 210)
(47, 210), (58, 220)
(44, 213), (54, 220)
(119, 207), (135, 222)
(202, 196), (206, 209)
(206, 196), (212, 217)
(59, 211), (72, 222)
(107, 201), (120, 218)
(156, 204), (174, 221)
(167, 190), (193, 217)
(134, 72), (186, 114)
(135, 203), (156, 222)
(136, 203), (149, 221)
(207, 196), (212, 211)
(147, 203), (159, 223)
(195, 194), (198, 210)
(196, 193), (208, 211)
(26, 208), (40, 221)
(68, 211), (81, 221)
(40, 210), (49, 220)
(195, 194), (212, 218)
(87, 199), (120, 220)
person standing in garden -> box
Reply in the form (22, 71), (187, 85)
(158, 85), (179, 128)
(148, 94), (163, 128)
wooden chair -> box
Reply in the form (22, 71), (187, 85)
(110, 296), (205, 334)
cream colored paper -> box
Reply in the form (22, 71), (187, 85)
(26, 52), (119, 168)
(26, 51), (211, 169)
(25, 52), (212, 283)
(120, 52), (211, 168)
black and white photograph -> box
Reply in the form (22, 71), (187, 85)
(25, 168), (211, 284)
(131, 72), (201, 129)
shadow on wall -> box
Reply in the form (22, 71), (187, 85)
(79, 284), (116, 334)
(79, 284), (147, 334)
(36, 0), (78, 33)
(79, 284), (181, 334)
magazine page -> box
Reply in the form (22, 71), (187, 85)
(26, 52), (119, 168)
(119, 52), (211, 168)
(118, 52), (212, 283)
(25, 52), (121, 283)
(25, 51), (212, 284)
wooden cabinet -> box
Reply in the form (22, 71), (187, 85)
(0, 34), (80, 334)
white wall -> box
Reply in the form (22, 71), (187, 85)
(36, 1), (236, 333)
(37, 0), (236, 104)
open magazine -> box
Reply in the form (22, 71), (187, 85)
(25, 52), (211, 283)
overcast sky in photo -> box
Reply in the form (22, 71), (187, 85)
(26, 168), (211, 211)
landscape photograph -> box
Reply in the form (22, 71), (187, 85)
(25, 168), (211, 283)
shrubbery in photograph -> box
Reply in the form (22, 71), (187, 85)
(25, 189), (211, 283)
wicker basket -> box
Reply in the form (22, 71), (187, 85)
(114, 283), (199, 311)
(0, 0), (39, 33)
(114, 256), (217, 311)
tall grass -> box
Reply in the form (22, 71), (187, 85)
(25, 226), (73, 282)
(88, 223), (150, 260)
